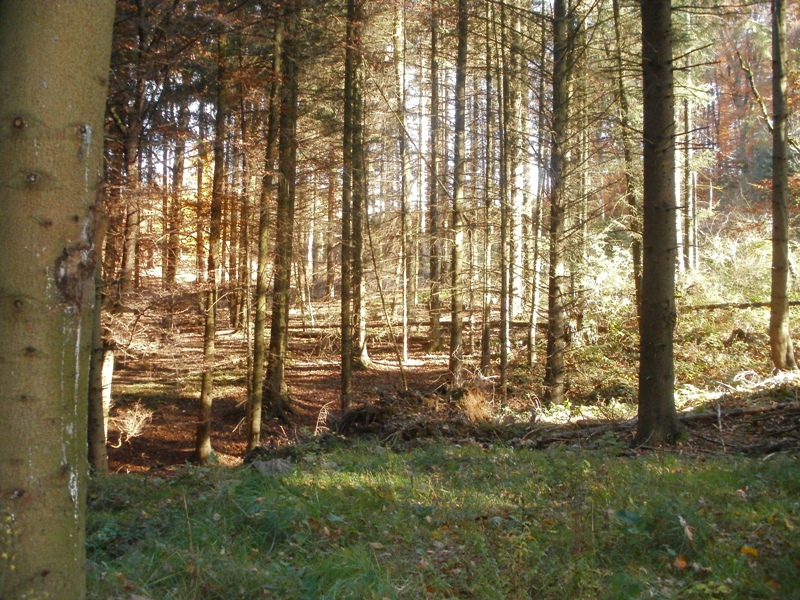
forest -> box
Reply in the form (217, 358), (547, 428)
(1, 0), (799, 598)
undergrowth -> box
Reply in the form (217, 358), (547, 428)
(87, 441), (800, 599)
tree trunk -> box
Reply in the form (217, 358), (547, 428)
(164, 97), (189, 287)
(768, 0), (795, 371)
(611, 0), (642, 320)
(635, 0), (679, 446)
(341, 0), (361, 409)
(480, 0), (496, 376)
(0, 2), (114, 597)
(266, 12), (300, 419)
(195, 35), (229, 464)
(428, 0), (444, 353)
(449, 0), (468, 387)
(395, 1), (411, 363)
(326, 170), (337, 300)
(352, 48), (371, 371)
(499, 2), (511, 391)
(196, 103), (208, 282)
(248, 19), (283, 451)
(88, 254), (109, 474)
(118, 6), (148, 298)
(545, 0), (570, 405)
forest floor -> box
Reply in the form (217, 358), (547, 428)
(106, 288), (800, 474)
(93, 289), (800, 598)
(107, 291), (453, 472)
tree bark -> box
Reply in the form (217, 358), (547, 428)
(545, 0), (570, 405)
(266, 11), (300, 419)
(395, 0), (411, 364)
(635, 0), (679, 446)
(449, 0), (469, 387)
(351, 36), (370, 372)
(248, 18), (283, 451)
(88, 252), (109, 474)
(480, 0), (496, 375)
(196, 33), (229, 464)
(768, 0), (795, 371)
(428, 0), (444, 353)
(164, 97), (189, 287)
(341, 0), (361, 409)
(611, 0), (642, 320)
(0, 2), (114, 597)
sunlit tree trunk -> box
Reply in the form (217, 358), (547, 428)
(236, 98), (252, 333)
(449, 0), (468, 387)
(196, 103), (208, 282)
(769, 0), (795, 371)
(394, 0), (411, 363)
(88, 254), (109, 474)
(0, 2), (114, 597)
(247, 19), (283, 451)
(119, 5), (147, 298)
(196, 33), (229, 464)
(545, 0), (569, 405)
(611, 0), (642, 319)
(635, 0), (679, 446)
(528, 14), (549, 367)
(266, 12), (300, 419)
(326, 170), (337, 300)
(428, 0), (444, 352)
(165, 96), (189, 288)
(499, 2), (511, 392)
(480, 0), (495, 376)
(352, 40), (370, 371)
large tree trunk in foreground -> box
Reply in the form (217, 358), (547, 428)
(0, 2), (114, 598)
(769, 0), (795, 371)
(635, 0), (679, 446)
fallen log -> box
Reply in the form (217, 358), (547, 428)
(682, 301), (800, 311)
(524, 401), (800, 446)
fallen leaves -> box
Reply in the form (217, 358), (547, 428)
(740, 545), (759, 557)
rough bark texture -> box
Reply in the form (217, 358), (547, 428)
(0, 2), (114, 598)
(768, 0), (795, 371)
(635, 0), (679, 446)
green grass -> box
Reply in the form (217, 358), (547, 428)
(87, 441), (800, 599)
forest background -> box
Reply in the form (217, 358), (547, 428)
(2, 0), (800, 598)
(96, 0), (800, 463)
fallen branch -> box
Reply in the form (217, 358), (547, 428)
(678, 401), (800, 422)
(525, 402), (800, 446)
(682, 301), (800, 312)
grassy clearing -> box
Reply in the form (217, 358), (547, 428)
(88, 441), (800, 599)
